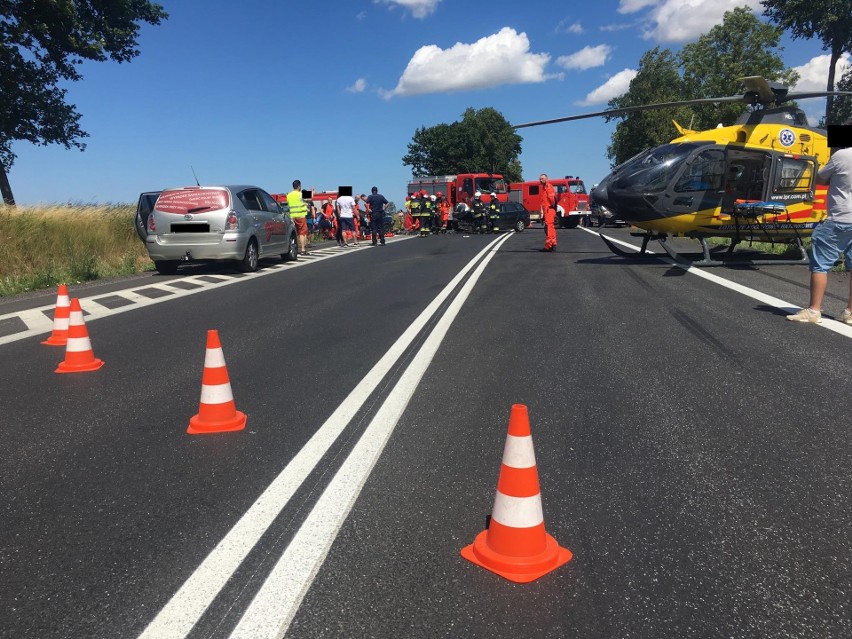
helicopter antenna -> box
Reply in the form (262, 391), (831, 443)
(190, 165), (201, 186)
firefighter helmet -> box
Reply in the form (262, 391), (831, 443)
(474, 191), (482, 198)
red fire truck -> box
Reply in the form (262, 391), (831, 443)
(509, 176), (590, 228)
(406, 173), (510, 229)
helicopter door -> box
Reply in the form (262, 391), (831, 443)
(668, 147), (726, 213)
(721, 149), (772, 212)
(769, 154), (816, 204)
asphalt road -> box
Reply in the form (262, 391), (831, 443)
(1, 227), (851, 639)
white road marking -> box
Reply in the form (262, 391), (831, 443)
(584, 228), (852, 338)
(0, 240), (411, 346)
(137, 233), (512, 639)
(228, 233), (515, 639)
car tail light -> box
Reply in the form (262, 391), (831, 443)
(225, 211), (238, 230)
(148, 214), (156, 232)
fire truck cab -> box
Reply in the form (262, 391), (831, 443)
(509, 176), (590, 228)
(406, 173), (509, 230)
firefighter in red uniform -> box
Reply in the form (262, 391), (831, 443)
(540, 173), (557, 252)
(437, 192), (450, 233)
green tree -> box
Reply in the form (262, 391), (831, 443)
(402, 107), (523, 181)
(762, 0), (852, 123)
(823, 68), (852, 125)
(0, 1), (168, 205)
(605, 10), (798, 167)
(680, 7), (797, 130)
(606, 48), (692, 166)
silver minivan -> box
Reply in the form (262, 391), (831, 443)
(144, 185), (298, 274)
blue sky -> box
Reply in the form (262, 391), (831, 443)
(9, 0), (850, 207)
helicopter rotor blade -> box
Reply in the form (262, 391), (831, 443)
(783, 90), (852, 102)
(513, 89), (852, 129)
(513, 95), (746, 129)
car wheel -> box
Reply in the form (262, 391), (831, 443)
(154, 260), (179, 275)
(514, 218), (525, 232)
(282, 233), (297, 262)
(240, 238), (259, 272)
(565, 217), (580, 229)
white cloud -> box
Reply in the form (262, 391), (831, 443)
(792, 54), (852, 124)
(557, 44), (613, 71)
(374, 0), (441, 19)
(600, 22), (636, 32)
(555, 18), (583, 34)
(618, 0), (658, 13)
(577, 69), (638, 106)
(643, 0), (762, 43)
(346, 78), (368, 93)
(382, 27), (553, 98)
(792, 54), (852, 92)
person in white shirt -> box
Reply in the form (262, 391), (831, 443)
(336, 192), (358, 246)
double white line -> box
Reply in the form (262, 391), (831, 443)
(139, 233), (514, 639)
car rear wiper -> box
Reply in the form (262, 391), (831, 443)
(187, 206), (213, 213)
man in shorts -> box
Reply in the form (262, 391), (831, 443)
(787, 121), (852, 324)
(336, 189), (358, 246)
(286, 179), (309, 256)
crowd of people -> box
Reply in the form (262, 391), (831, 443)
(286, 183), (394, 250)
(285, 173), (562, 254)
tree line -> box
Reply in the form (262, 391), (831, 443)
(404, 5), (852, 178)
(1, 2), (850, 204)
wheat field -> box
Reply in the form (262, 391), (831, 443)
(0, 204), (152, 296)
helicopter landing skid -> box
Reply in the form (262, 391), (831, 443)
(598, 232), (666, 259)
(657, 236), (809, 267)
(600, 232), (809, 267)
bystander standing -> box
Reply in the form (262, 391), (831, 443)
(336, 190), (358, 246)
(286, 179), (310, 256)
(787, 120), (852, 324)
(366, 186), (389, 246)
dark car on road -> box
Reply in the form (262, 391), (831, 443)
(583, 203), (628, 228)
(455, 200), (530, 233)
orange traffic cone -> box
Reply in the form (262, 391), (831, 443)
(187, 329), (246, 435)
(42, 284), (71, 346)
(55, 298), (105, 373)
(461, 404), (572, 583)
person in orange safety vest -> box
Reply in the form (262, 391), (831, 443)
(540, 173), (557, 252)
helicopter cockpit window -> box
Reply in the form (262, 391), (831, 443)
(674, 148), (726, 192)
(614, 142), (710, 193)
(772, 157), (814, 194)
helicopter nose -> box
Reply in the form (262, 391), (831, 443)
(591, 179), (610, 208)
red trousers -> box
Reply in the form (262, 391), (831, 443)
(543, 207), (557, 249)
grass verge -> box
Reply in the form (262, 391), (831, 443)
(0, 204), (152, 297)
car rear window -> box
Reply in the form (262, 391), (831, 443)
(156, 189), (230, 214)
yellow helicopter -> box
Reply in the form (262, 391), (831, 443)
(516, 76), (852, 265)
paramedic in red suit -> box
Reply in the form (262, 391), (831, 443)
(540, 173), (557, 252)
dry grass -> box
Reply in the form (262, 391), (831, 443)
(0, 203), (152, 296)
